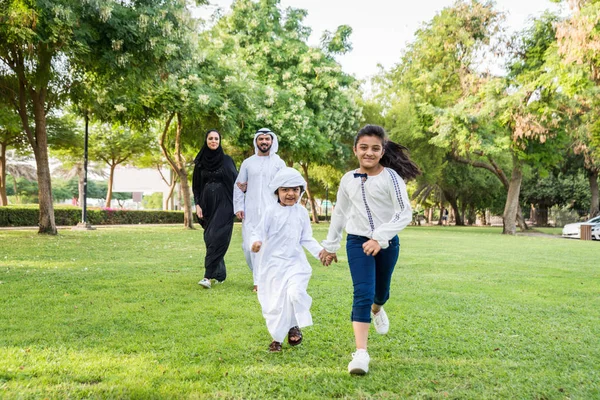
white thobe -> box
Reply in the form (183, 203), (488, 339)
(251, 203), (322, 343)
(233, 154), (285, 284)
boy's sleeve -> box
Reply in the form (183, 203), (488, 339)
(250, 207), (269, 244)
(299, 208), (323, 259)
(371, 170), (412, 249)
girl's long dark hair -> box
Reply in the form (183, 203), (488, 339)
(354, 124), (421, 181)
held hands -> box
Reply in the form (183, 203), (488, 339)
(196, 205), (203, 219)
(236, 211), (245, 220)
(251, 241), (262, 253)
(362, 239), (381, 256)
(318, 249), (338, 266)
(237, 182), (248, 193)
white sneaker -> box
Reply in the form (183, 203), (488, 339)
(348, 349), (370, 375)
(198, 278), (211, 289)
(372, 308), (389, 335)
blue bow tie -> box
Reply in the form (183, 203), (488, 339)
(354, 173), (368, 181)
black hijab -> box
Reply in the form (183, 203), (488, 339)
(194, 130), (224, 171)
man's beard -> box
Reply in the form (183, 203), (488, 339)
(258, 144), (272, 154)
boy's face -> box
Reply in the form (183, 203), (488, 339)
(278, 187), (301, 206)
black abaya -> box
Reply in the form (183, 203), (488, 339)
(192, 155), (238, 282)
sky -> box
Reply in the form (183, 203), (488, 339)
(197, 0), (566, 80)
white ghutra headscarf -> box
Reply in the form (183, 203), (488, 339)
(268, 167), (307, 202)
(253, 127), (279, 155)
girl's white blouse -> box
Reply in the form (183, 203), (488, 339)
(321, 167), (412, 252)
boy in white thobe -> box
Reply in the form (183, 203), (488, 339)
(234, 128), (286, 290)
(250, 167), (322, 352)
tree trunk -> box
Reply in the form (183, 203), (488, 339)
(300, 162), (319, 223)
(31, 102), (56, 234)
(158, 166), (177, 211)
(179, 170), (193, 228)
(13, 48), (57, 234)
(437, 205), (443, 226)
(0, 142), (7, 206)
(466, 205), (476, 226)
(480, 210), (487, 226)
(453, 152), (528, 231)
(105, 163), (116, 208)
(460, 202), (467, 225)
(444, 192), (463, 225)
(502, 156), (523, 235)
(534, 204), (549, 226)
(159, 112), (193, 229)
(589, 169), (599, 217)
(164, 176), (177, 211)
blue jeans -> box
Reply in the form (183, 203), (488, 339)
(346, 234), (400, 323)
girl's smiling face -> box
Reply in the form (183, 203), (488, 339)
(278, 186), (301, 206)
(354, 135), (384, 172)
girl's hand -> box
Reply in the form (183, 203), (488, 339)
(319, 249), (337, 266)
(237, 182), (248, 192)
(362, 239), (381, 256)
(251, 241), (262, 252)
(196, 205), (203, 219)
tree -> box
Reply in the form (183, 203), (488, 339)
(552, 0), (600, 216)
(377, 1), (508, 228)
(0, 0), (205, 234)
(89, 122), (153, 208)
(214, 0), (362, 222)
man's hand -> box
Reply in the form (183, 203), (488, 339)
(236, 211), (245, 220)
(237, 182), (248, 193)
(251, 241), (262, 252)
(196, 205), (203, 219)
(362, 239), (381, 256)
(318, 249), (338, 266)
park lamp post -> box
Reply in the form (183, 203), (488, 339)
(73, 111), (95, 230)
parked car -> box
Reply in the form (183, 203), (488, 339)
(562, 215), (600, 239)
(592, 224), (600, 240)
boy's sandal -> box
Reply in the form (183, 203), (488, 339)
(287, 326), (302, 346)
(269, 341), (282, 352)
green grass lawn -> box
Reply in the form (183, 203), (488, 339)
(0, 225), (598, 399)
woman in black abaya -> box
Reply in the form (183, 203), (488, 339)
(192, 130), (238, 289)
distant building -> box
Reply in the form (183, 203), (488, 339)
(112, 166), (179, 210)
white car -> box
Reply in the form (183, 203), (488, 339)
(562, 215), (600, 239)
(592, 224), (600, 240)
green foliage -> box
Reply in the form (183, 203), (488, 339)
(142, 192), (163, 210)
(521, 170), (591, 213)
(89, 122), (154, 167)
(213, 0), (362, 169)
(441, 161), (506, 215)
(5, 176), (38, 202)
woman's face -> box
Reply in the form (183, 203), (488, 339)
(206, 131), (220, 150)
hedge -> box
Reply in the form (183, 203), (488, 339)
(0, 206), (184, 227)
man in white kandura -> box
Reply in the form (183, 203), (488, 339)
(234, 128), (286, 292)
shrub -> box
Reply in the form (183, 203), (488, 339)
(0, 206), (184, 227)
